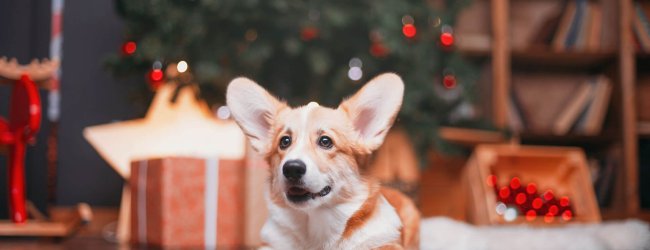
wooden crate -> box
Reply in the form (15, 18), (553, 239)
(464, 144), (601, 225)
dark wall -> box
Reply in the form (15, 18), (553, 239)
(57, 0), (142, 206)
(0, 0), (53, 218)
(0, 0), (137, 214)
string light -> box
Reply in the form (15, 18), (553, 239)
(348, 66), (363, 81)
(149, 69), (163, 82)
(122, 41), (137, 55)
(177, 60), (188, 73)
(402, 24), (416, 38)
(216, 106), (231, 120)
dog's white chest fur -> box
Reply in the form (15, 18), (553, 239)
(261, 192), (402, 249)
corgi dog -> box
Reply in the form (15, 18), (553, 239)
(226, 73), (420, 249)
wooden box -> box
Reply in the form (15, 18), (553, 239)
(464, 144), (601, 225)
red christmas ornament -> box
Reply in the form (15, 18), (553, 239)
(560, 196), (570, 207)
(402, 24), (417, 38)
(515, 193), (527, 205)
(486, 174), (497, 187)
(543, 190), (554, 201)
(370, 42), (389, 57)
(499, 187), (510, 199)
(526, 183), (537, 195)
(548, 205), (559, 216)
(300, 26), (319, 41)
(532, 198), (543, 209)
(442, 74), (457, 89)
(526, 210), (537, 221)
(122, 41), (137, 55)
(510, 177), (521, 189)
(440, 32), (454, 47)
(544, 213), (555, 223)
(562, 210), (573, 221)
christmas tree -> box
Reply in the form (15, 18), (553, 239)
(106, 0), (491, 163)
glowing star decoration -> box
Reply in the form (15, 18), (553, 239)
(83, 83), (245, 179)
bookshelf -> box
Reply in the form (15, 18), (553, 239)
(460, 0), (642, 218)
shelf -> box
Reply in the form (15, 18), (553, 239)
(511, 49), (617, 70)
(519, 133), (616, 146)
(459, 47), (617, 70)
(638, 122), (650, 138)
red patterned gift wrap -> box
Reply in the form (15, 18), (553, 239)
(130, 157), (245, 248)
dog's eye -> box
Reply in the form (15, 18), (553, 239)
(279, 136), (292, 150)
(318, 136), (333, 149)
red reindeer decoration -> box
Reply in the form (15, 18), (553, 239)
(0, 57), (57, 223)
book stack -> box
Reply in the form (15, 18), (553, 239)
(509, 75), (612, 135)
(528, 0), (616, 51)
(633, 2), (650, 52)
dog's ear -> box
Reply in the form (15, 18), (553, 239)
(338, 73), (404, 150)
(227, 77), (286, 153)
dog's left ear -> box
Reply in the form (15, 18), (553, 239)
(338, 73), (404, 150)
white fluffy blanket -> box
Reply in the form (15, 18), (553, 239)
(420, 217), (650, 250)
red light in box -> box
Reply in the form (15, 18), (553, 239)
(526, 210), (537, 221)
(510, 177), (521, 189)
(526, 183), (537, 194)
(486, 175), (497, 187)
(515, 193), (527, 205)
(440, 32), (454, 47)
(532, 198), (543, 209)
(122, 41), (136, 55)
(560, 196), (570, 207)
(548, 205), (559, 216)
(402, 24), (417, 38)
(544, 213), (554, 223)
(543, 190), (554, 201)
(499, 187), (510, 199)
(562, 210), (573, 221)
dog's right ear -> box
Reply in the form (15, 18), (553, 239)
(226, 77), (286, 153)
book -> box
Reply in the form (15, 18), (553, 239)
(586, 4), (602, 51)
(575, 76), (612, 135)
(634, 2), (650, 51)
(600, 0), (618, 50)
(552, 80), (594, 135)
(512, 74), (586, 133)
(564, 0), (587, 49)
(552, 1), (577, 50)
(530, 2), (566, 47)
(508, 89), (526, 133)
(574, 1), (593, 50)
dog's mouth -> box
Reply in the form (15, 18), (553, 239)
(286, 185), (332, 203)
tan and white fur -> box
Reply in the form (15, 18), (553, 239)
(227, 73), (420, 249)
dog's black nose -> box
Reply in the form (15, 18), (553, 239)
(283, 160), (306, 181)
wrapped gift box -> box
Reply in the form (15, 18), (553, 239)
(130, 157), (245, 248)
(464, 144), (601, 225)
